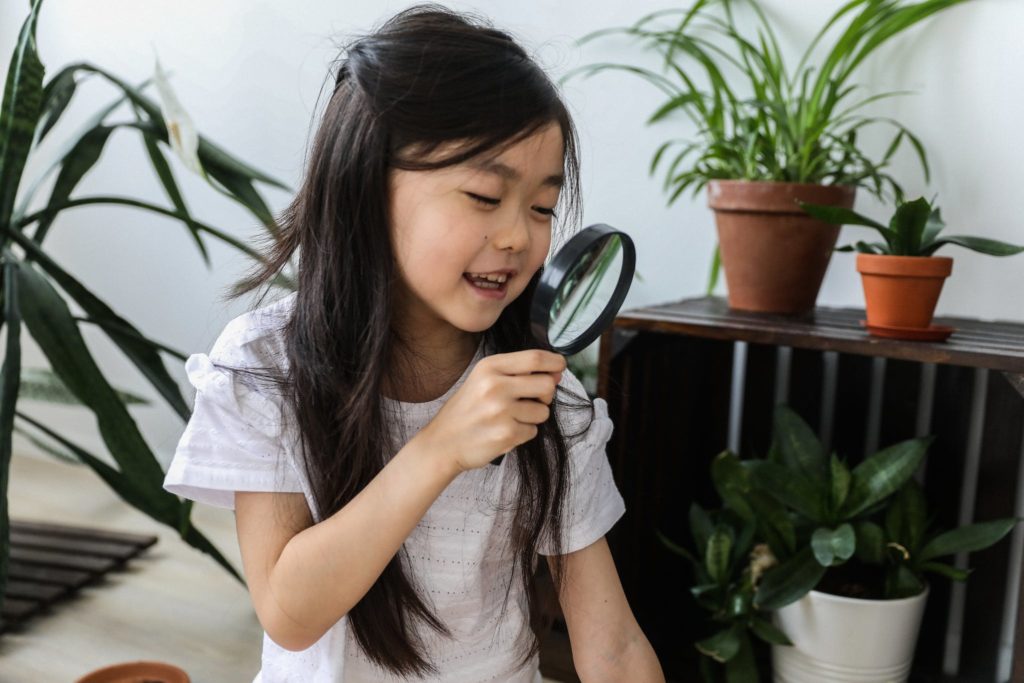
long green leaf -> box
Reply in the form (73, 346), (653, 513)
(921, 235), (1024, 257)
(6, 226), (190, 420)
(0, 257), (24, 613)
(15, 412), (243, 583)
(755, 547), (826, 611)
(15, 261), (167, 487)
(0, 0), (46, 233)
(919, 518), (1018, 562)
(841, 437), (930, 518)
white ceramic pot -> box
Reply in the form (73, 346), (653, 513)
(771, 586), (929, 683)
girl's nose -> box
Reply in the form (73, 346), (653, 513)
(493, 209), (531, 252)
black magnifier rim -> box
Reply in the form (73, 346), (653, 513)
(530, 223), (636, 356)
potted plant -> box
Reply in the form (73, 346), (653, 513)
(663, 405), (1018, 682)
(800, 195), (1024, 340)
(561, 0), (969, 314)
(1, 0), (294, 606)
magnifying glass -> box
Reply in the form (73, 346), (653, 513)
(530, 223), (636, 354)
(490, 223), (636, 465)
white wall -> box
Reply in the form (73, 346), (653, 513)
(2, 0), (1022, 464)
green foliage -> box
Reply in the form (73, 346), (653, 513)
(671, 403), (1020, 681)
(658, 502), (789, 682)
(0, 0), (296, 606)
(801, 195), (1024, 257)
(562, 0), (971, 204)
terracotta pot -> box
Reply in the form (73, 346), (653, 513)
(708, 180), (856, 314)
(857, 253), (953, 329)
(75, 661), (190, 683)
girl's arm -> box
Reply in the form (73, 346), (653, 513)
(548, 536), (665, 683)
(234, 430), (461, 652)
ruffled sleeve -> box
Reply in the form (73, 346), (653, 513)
(536, 370), (626, 556)
(162, 352), (305, 510)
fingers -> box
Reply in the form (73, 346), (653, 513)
(484, 349), (566, 377)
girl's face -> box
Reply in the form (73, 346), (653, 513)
(389, 122), (564, 340)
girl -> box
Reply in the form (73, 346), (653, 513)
(163, 5), (663, 682)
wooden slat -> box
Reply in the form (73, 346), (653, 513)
(617, 297), (1024, 372)
(7, 561), (94, 589)
(1, 518), (157, 635)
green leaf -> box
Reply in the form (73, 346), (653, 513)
(0, 258), (25, 610)
(921, 235), (1024, 257)
(696, 623), (742, 664)
(885, 563), (925, 600)
(724, 631), (758, 683)
(772, 405), (828, 483)
(656, 529), (703, 575)
(712, 450), (754, 520)
(15, 262), (168, 489)
(0, 0), (46, 234)
(6, 227), (191, 421)
(133, 104), (209, 265)
(747, 490), (796, 556)
(707, 526), (733, 584)
(15, 412), (243, 583)
(854, 521), (886, 564)
(20, 366), (149, 406)
(829, 453), (851, 514)
(26, 124), (115, 245)
(886, 479), (928, 554)
(749, 460), (825, 523)
(691, 502), (715, 554)
(811, 523), (856, 566)
(755, 547), (826, 611)
(889, 196), (932, 255)
(920, 561), (970, 582)
(919, 518), (1018, 562)
(750, 616), (793, 646)
(799, 201), (887, 231)
(841, 437), (929, 518)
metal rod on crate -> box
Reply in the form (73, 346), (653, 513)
(997, 420), (1024, 682)
(727, 341), (748, 454)
(864, 357), (887, 457)
(943, 367), (989, 676)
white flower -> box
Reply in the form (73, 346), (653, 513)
(152, 46), (205, 178)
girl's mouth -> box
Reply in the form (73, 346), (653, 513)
(463, 272), (510, 299)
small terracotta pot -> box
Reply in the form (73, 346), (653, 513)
(75, 661), (190, 683)
(856, 253), (953, 329)
(708, 180), (856, 314)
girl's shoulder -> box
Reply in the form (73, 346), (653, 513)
(208, 291), (296, 369)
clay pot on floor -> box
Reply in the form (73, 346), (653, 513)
(75, 661), (190, 683)
(856, 253), (953, 331)
(708, 180), (856, 315)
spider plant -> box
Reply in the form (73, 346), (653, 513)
(561, 0), (970, 291)
(1, 0), (296, 608)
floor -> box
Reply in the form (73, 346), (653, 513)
(2, 452), (562, 682)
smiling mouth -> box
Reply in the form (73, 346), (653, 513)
(463, 272), (511, 296)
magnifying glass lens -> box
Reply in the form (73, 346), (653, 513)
(548, 236), (625, 349)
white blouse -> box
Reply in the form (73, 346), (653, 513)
(163, 292), (627, 682)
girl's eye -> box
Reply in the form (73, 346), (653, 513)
(466, 192), (500, 207)
(465, 193), (557, 218)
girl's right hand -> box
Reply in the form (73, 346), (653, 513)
(420, 349), (566, 472)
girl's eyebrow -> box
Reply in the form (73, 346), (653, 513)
(468, 159), (564, 189)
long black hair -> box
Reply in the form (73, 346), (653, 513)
(226, 4), (590, 676)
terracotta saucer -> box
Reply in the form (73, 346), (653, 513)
(860, 319), (955, 342)
(75, 661), (190, 683)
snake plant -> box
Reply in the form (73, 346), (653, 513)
(0, 0), (297, 608)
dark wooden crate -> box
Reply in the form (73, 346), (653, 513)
(594, 297), (1024, 683)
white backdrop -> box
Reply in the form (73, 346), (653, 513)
(2, 0), (1021, 463)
